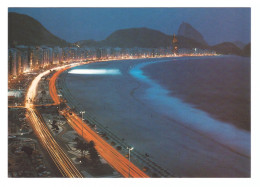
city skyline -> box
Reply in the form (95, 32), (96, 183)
(8, 8), (250, 45)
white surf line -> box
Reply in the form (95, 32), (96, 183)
(68, 69), (121, 75)
(129, 56), (250, 157)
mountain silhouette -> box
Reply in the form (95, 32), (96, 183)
(8, 12), (248, 56)
(77, 27), (208, 49)
(211, 42), (242, 55)
(8, 12), (69, 47)
(233, 41), (247, 49)
(178, 22), (207, 45)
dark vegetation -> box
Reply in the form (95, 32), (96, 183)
(74, 137), (101, 166)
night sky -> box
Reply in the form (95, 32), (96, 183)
(8, 8), (251, 45)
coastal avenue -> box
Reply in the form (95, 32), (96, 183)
(25, 66), (83, 178)
(49, 66), (149, 178)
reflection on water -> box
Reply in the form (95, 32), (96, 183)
(69, 69), (121, 75)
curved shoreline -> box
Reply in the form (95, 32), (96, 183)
(61, 58), (250, 177)
(129, 57), (250, 157)
(57, 62), (173, 177)
(141, 55), (250, 131)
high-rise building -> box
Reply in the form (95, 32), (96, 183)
(53, 47), (62, 64)
(16, 45), (29, 73)
(41, 46), (53, 66)
(69, 47), (77, 61)
(96, 48), (102, 59)
(16, 50), (22, 75)
(8, 48), (17, 76)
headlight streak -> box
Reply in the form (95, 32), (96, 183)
(25, 65), (83, 178)
(68, 69), (121, 75)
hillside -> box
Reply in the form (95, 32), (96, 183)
(8, 13), (249, 56)
(77, 27), (208, 49)
(211, 42), (242, 55)
(103, 28), (171, 48)
(242, 43), (251, 57)
(8, 12), (69, 47)
(75, 40), (100, 47)
(178, 22), (208, 45)
(233, 41), (246, 49)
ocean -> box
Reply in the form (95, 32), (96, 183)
(141, 55), (250, 131)
(63, 56), (250, 177)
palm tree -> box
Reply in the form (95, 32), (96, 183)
(88, 141), (100, 165)
(75, 137), (88, 158)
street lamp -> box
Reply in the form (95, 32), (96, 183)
(57, 94), (62, 122)
(57, 94), (62, 111)
(80, 111), (85, 138)
(127, 146), (134, 178)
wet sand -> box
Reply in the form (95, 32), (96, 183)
(62, 57), (250, 177)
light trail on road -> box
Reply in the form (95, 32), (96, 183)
(49, 66), (71, 105)
(25, 70), (50, 108)
(49, 66), (149, 178)
(25, 66), (83, 178)
(63, 110), (149, 177)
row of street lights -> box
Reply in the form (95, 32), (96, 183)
(80, 111), (85, 138)
(79, 111), (85, 158)
(58, 94), (62, 121)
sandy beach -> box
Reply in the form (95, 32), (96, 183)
(59, 57), (250, 177)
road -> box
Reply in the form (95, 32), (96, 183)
(25, 66), (83, 178)
(49, 66), (149, 178)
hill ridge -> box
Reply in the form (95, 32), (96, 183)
(8, 12), (69, 47)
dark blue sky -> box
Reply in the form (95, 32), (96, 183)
(9, 8), (250, 45)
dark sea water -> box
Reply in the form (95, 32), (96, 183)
(142, 55), (250, 131)
(64, 56), (250, 177)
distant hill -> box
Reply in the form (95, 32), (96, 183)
(77, 27), (208, 49)
(103, 28), (171, 48)
(242, 43), (251, 57)
(178, 22), (208, 46)
(76, 28), (171, 48)
(176, 35), (208, 49)
(8, 13), (249, 56)
(8, 12), (69, 47)
(233, 41), (247, 49)
(75, 40), (100, 47)
(211, 42), (242, 55)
